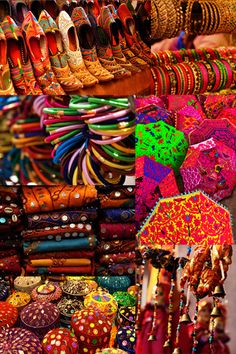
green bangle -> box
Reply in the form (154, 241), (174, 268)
(43, 108), (80, 115)
(101, 145), (135, 162)
(50, 129), (82, 145)
(88, 119), (135, 131)
(88, 97), (130, 108)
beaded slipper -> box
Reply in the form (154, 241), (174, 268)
(71, 7), (114, 83)
(22, 11), (65, 95)
(98, 6), (141, 73)
(39, 10), (83, 93)
(117, 3), (153, 65)
(11, 0), (28, 26)
(88, 12), (131, 80)
(58, 10), (99, 87)
(2, 16), (42, 95)
(0, 27), (16, 95)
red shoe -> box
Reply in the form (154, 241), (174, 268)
(98, 6), (140, 73)
(2, 16), (42, 95)
(117, 3), (154, 65)
(22, 11), (65, 95)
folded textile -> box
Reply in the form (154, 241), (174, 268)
(28, 250), (95, 260)
(0, 255), (21, 274)
(22, 186), (97, 214)
(97, 240), (135, 254)
(0, 186), (21, 203)
(0, 241), (21, 249)
(23, 236), (97, 254)
(99, 223), (136, 241)
(100, 209), (135, 223)
(0, 250), (17, 258)
(26, 265), (93, 275)
(21, 223), (94, 240)
(99, 187), (135, 208)
(96, 263), (136, 276)
(30, 259), (91, 267)
(27, 209), (98, 228)
(99, 252), (136, 265)
(136, 104), (173, 125)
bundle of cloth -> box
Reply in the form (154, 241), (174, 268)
(22, 186), (98, 275)
(0, 186), (22, 275)
(96, 186), (136, 276)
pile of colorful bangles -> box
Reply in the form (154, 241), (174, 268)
(0, 96), (135, 185)
(151, 47), (236, 95)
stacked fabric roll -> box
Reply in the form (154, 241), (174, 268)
(22, 186), (98, 275)
(96, 186), (136, 276)
(0, 186), (23, 275)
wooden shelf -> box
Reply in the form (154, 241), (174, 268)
(77, 67), (152, 96)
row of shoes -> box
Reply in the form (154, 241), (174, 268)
(0, 1), (155, 95)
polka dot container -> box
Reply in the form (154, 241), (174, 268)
(57, 298), (84, 327)
(0, 327), (43, 353)
(14, 276), (42, 293)
(31, 282), (62, 303)
(6, 291), (31, 312)
(97, 276), (131, 294)
(113, 292), (136, 307)
(0, 282), (9, 301)
(71, 309), (112, 353)
(117, 326), (136, 354)
(84, 290), (118, 321)
(0, 301), (18, 328)
(20, 301), (60, 339)
(118, 306), (136, 327)
(42, 328), (79, 354)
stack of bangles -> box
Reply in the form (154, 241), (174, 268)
(42, 96), (135, 185)
(9, 96), (62, 185)
(151, 51), (236, 95)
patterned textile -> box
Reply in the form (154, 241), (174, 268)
(28, 250), (95, 260)
(135, 96), (166, 109)
(137, 191), (234, 246)
(99, 223), (136, 240)
(97, 240), (136, 254)
(136, 122), (188, 172)
(175, 105), (206, 138)
(23, 236), (97, 254)
(203, 95), (236, 119)
(21, 224), (94, 240)
(180, 138), (236, 201)
(26, 265), (93, 275)
(188, 119), (236, 151)
(99, 252), (136, 265)
(136, 104), (174, 125)
(99, 187), (135, 208)
(0, 255), (21, 274)
(100, 209), (135, 223)
(22, 186), (97, 213)
(27, 208), (97, 228)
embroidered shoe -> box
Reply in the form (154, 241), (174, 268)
(98, 6), (142, 73)
(2, 16), (42, 95)
(41, 0), (59, 19)
(0, 1), (11, 22)
(71, 7), (114, 83)
(39, 10), (83, 93)
(10, 0), (28, 26)
(58, 10), (99, 87)
(0, 26), (16, 95)
(88, 12), (131, 79)
(22, 11), (65, 95)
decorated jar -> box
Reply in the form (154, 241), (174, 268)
(0, 328), (43, 353)
(84, 290), (118, 321)
(42, 328), (79, 353)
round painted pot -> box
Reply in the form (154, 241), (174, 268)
(6, 291), (31, 312)
(71, 309), (112, 353)
(57, 297), (84, 327)
(0, 282), (9, 301)
(14, 276), (42, 293)
(20, 301), (60, 339)
(113, 292), (136, 307)
(117, 326), (135, 354)
(118, 306), (136, 327)
(0, 301), (18, 328)
(42, 328), (79, 353)
(31, 282), (62, 303)
(97, 276), (131, 294)
(62, 280), (91, 299)
(84, 290), (118, 321)
(0, 327), (43, 353)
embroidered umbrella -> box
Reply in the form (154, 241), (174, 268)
(136, 156), (179, 224)
(180, 138), (236, 201)
(137, 191), (234, 248)
(188, 119), (236, 151)
(135, 121), (188, 172)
